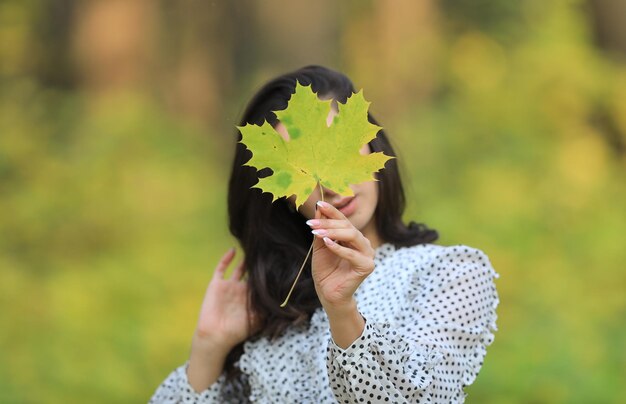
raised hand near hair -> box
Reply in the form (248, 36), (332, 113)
(187, 248), (260, 393)
(308, 201), (376, 310)
(195, 248), (260, 349)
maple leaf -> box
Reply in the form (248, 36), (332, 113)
(237, 82), (394, 208)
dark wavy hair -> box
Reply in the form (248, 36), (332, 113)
(223, 65), (438, 381)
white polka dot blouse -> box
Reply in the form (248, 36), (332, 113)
(149, 242), (500, 403)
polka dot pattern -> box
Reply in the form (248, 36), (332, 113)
(149, 243), (500, 403)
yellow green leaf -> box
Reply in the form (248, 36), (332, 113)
(238, 82), (393, 207)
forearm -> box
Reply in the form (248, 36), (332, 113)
(186, 331), (231, 393)
(324, 298), (365, 349)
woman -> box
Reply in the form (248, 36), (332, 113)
(150, 65), (500, 403)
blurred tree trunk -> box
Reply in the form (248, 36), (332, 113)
(588, 0), (626, 58)
(72, 0), (157, 94)
(156, 1), (241, 129)
(153, 1), (268, 139)
(341, 0), (441, 120)
(587, 0), (626, 157)
(71, 0), (247, 133)
(32, 0), (77, 89)
(252, 0), (339, 74)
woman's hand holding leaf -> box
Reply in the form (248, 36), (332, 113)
(308, 201), (376, 310)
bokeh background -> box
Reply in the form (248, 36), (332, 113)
(1, 0), (625, 402)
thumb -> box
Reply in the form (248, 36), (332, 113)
(315, 201), (323, 220)
(313, 201), (326, 249)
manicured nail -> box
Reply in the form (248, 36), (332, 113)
(323, 237), (335, 246)
(317, 201), (328, 209)
(306, 219), (320, 227)
(312, 229), (328, 236)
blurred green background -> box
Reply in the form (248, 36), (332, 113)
(1, 0), (625, 402)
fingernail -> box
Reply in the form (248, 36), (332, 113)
(316, 201), (328, 209)
(306, 219), (320, 227)
(312, 229), (328, 236)
(323, 237), (335, 246)
(315, 201), (319, 211)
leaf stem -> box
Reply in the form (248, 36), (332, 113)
(279, 182), (324, 308)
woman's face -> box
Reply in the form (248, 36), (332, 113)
(273, 107), (381, 246)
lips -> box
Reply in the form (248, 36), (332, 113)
(332, 196), (355, 210)
(333, 195), (358, 217)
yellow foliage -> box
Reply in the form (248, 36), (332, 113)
(450, 32), (507, 92)
(555, 129), (610, 210)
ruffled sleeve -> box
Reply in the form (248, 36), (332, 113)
(148, 360), (247, 403)
(325, 245), (500, 403)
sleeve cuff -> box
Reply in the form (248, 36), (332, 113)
(328, 314), (375, 372)
(179, 360), (225, 400)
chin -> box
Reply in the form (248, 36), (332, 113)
(351, 215), (365, 230)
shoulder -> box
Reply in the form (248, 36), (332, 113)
(389, 243), (499, 292)
(426, 244), (496, 271)
(375, 242), (435, 265)
(360, 243), (499, 324)
(369, 243), (435, 287)
(392, 242), (496, 271)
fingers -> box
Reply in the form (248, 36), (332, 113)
(213, 247), (236, 280)
(322, 237), (375, 274)
(315, 200), (347, 220)
(231, 259), (246, 281)
(312, 228), (374, 256)
(309, 201), (353, 232)
(213, 248), (248, 282)
(305, 218), (352, 230)
(310, 200), (328, 246)
(307, 201), (374, 257)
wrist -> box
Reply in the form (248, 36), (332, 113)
(324, 299), (366, 349)
(322, 297), (358, 317)
(192, 330), (234, 356)
(187, 332), (231, 393)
